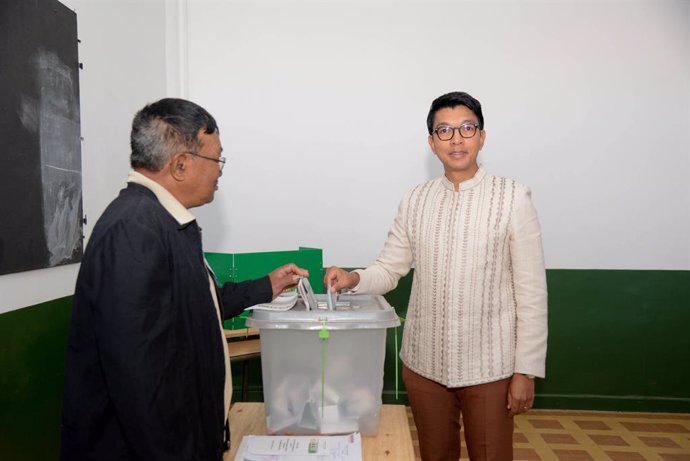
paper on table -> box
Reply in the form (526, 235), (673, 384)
(234, 432), (362, 461)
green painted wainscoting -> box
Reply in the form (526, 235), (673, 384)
(223, 269), (690, 412)
(0, 296), (72, 461)
(0, 269), (688, 460)
(383, 269), (690, 411)
(538, 269), (690, 412)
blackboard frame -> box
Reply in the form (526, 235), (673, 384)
(0, 0), (83, 275)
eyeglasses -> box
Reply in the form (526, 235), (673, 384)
(184, 151), (226, 171)
(432, 123), (480, 141)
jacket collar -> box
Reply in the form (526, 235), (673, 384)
(127, 170), (196, 226)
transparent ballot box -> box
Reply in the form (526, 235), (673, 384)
(246, 294), (400, 435)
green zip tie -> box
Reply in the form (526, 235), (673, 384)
(394, 312), (406, 401)
(395, 324), (399, 399)
(319, 319), (329, 417)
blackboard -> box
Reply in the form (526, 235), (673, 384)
(0, 0), (83, 275)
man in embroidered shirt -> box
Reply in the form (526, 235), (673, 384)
(61, 98), (308, 460)
(325, 92), (548, 461)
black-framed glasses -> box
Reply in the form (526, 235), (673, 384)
(432, 123), (480, 141)
(185, 151), (226, 171)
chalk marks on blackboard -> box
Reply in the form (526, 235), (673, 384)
(17, 48), (83, 268)
(35, 48), (82, 266)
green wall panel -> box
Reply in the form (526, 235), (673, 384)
(537, 269), (690, 411)
(1, 268), (688, 460)
(379, 269), (690, 411)
(0, 296), (72, 461)
(206, 247), (324, 331)
(206, 247), (324, 290)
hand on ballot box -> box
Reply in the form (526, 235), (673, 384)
(268, 263), (310, 299)
(323, 266), (360, 293)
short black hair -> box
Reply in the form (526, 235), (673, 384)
(426, 92), (484, 134)
(130, 98), (218, 171)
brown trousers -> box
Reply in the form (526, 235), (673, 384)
(403, 365), (513, 461)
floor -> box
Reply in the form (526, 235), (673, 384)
(406, 408), (690, 460)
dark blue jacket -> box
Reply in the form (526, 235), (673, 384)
(61, 183), (271, 460)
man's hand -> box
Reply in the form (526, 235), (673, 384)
(268, 263), (309, 298)
(507, 373), (535, 417)
(324, 266), (360, 293)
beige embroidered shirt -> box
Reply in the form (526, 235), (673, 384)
(353, 167), (548, 387)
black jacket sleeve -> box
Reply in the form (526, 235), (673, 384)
(220, 276), (273, 319)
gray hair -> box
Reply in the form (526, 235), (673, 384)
(130, 98), (218, 171)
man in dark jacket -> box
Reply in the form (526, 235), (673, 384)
(60, 98), (308, 460)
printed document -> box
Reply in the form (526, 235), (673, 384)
(233, 432), (362, 461)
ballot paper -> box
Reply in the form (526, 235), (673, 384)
(233, 432), (362, 461)
(245, 292), (299, 311)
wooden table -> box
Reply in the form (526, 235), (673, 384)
(224, 402), (416, 461)
(225, 329), (262, 401)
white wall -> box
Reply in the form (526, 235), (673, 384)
(185, 0), (690, 270)
(0, 0), (170, 313)
(1, 0), (688, 314)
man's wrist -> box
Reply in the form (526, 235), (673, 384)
(350, 271), (360, 288)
